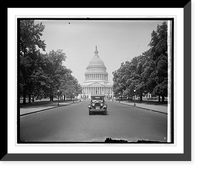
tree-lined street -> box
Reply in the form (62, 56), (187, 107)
(19, 20), (169, 143)
(20, 99), (167, 143)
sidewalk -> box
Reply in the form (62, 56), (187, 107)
(116, 100), (168, 114)
(20, 100), (80, 116)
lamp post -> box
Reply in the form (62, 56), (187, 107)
(134, 89), (136, 106)
(57, 90), (60, 106)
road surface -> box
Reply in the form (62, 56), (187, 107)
(20, 99), (167, 143)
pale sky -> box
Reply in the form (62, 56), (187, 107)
(36, 20), (164, 85)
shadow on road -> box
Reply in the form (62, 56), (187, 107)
(104, 138), (163, 143)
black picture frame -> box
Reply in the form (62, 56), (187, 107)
(2, 2), (191, 161)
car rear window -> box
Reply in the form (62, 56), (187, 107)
(91, 96), (104, 100)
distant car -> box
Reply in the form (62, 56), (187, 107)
(88, 94), (107, 115)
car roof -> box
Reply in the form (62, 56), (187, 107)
(91, 94), (105, 97)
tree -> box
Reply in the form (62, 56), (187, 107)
(19, 20), (46, 104)
(112, 22), (168, 103)
(112, 61), (131, 97)
(43, 49), (67, 101)
(147, 22), (168, 102)
(59, 70), (82, 101)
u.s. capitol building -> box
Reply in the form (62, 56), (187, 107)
(81, 46), (113, 98)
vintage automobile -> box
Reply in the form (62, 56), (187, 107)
(88, 94), (107, 115)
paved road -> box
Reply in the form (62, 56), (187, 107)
(20, 99), (167, 143)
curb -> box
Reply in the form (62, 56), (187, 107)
(20, 101), (79, 117)
(113, 101), (167, 114)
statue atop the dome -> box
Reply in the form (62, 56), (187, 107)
(94, 45), (99, 57)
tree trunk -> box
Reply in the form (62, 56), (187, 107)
(64, 95), (65, 101)
(158, 95), (161, 102)
(140, 91), (143, 102)
(28, 94), (31, 103)
(162, 95), (165, 102)
(23, 88), (26, 104)
(50, 95), (53, 102)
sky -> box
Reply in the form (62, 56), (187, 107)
(36, 20), (164, 85)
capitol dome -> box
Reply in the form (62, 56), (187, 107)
(87, 46), (106, 69)
(84, 46), (108, 81)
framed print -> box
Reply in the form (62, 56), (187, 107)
(2, 2), (191, 161)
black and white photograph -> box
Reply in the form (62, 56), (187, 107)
(3, 4), (192, 163)
(18, 19), (173, 143)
